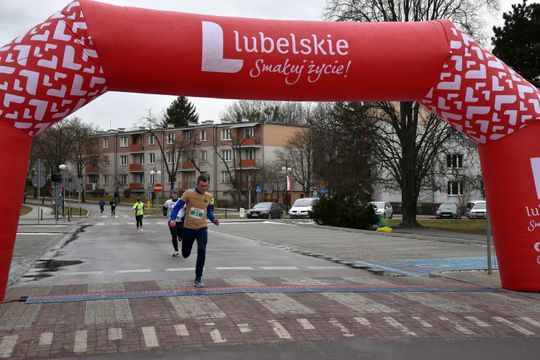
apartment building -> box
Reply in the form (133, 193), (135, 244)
(85, 121), (306, 205)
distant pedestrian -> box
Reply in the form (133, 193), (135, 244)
(163, 190), (185, 257)
(132, 198), (145, 232)
(169, 174), (219, 288)
(98, 199), (105, 214)
(109, 198), (116, 217)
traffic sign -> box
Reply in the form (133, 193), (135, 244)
(154, 183), (163, 193)
(256, 185), (263, 193)
(31, 174), (46, 188)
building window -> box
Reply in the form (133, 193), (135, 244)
(150, 172), (156, 184)
(167, 152), (174, 163)
(184, 131), (193, 141)
(103, 155), (110, 166)
(120, 155), (128, 166)
(120, 137), (128, 147)
(166, 133), (175, 144)
(103, 138), (109, 148)
(222, 149), (232, 162)
(447, 181), (464, 195)
(221, 171), (231, 184)
(221, 128), (231, 141)
(120, 174), (128, 185)
(200, 130), (207, 142)
(446, 154), (463, 169)
(149, 153), (156, 164)
(103, 175), (109, 186)
(246, 149), (255, 159)
(201, 150), (208, 162)
(245, 127), (255, 138)
(148, 134), (156, 145)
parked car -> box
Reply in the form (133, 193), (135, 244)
(246, 202), (283, 219)
(289, 197), (319, 219)
(369, 201), (393, 219)
(436, 202), (461, 219)
(466, 200), (487, 219)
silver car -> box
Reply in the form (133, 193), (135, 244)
(466, 200), (486, 219)
(369, 201), (393, 219)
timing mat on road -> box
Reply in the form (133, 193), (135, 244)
(20, 283), (498, 304)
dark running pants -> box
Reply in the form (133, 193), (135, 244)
(135, 215), (143, 229)
(169, 222), (183, 251)
(181, 227), (208, 280)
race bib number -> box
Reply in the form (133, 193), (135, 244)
(189, 207), (205, 220)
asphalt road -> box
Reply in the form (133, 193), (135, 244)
(4, 204), (539, 360)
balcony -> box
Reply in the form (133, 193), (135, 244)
(179, 161), (196, 171)
(85, 165), (97, 173)
(129, 182), (144, 190)
(239, 159), (260, 169)
(129, 163), (144, 172)
(129, 144), (144, 152)
(240, 137), (260, 146)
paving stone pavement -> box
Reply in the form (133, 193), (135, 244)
(1, 275), (539, 359)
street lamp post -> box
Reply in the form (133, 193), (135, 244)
(59, 164), (67, 220)
(281, 160), (291, 213)
(150, 169), (161, 208)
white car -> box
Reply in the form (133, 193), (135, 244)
(289, 197), (318, 219)
(369, 201), (393, 219)
(466, 200), (487, 219)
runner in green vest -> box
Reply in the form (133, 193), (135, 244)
(132, 199), (145, 232)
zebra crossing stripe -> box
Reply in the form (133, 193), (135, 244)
(73, 330), (87, 353)
(210, 329), (226, 343)
(494, 317), (535, 336)
(384, 317), (417, 336)
(465, 316), (490, 328)
(174, 324), (189, 337)
(439, 316), (474, 335)
(108, 328), (123, 341)
(297, 318), (315, 330)
(0, 335), (18, 359)
(237, 323), (252, 333)
(268, 320), (292, 339)
(520, 317), (540, 328)
(354, 317), (372, 327)
(329, 318), (354, 337)
(39, 332), (53, 346)
(412, 316), (433, 328)
(142, 327), (160, 348)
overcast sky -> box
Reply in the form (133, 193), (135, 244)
(0, 0), (520, 131)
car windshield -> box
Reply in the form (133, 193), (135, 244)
(371, 202), (385, 209)
(253, 202), (271, 209)
(439, 203), (457, 210)
(473, 203), (486, 210)
(293, 198), (315, 207)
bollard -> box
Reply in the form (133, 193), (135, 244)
(40, 209), (43, 221)
(225, 208), (228, 219)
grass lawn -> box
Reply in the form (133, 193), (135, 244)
(387, 219), (487, 235)
(20, 205), (32, 216)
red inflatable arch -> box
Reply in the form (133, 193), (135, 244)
(1, 0), (539, 299)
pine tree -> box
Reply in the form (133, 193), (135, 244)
(492, 0), (540, 88)
(162, 96), (199, 128)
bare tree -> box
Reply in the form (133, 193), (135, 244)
(143, 112), (193, 191)
(276, 129), (315, 196)
(325, 0), (498, 227)
(220, 100), (312, 125)
(370, 103), (452, 225)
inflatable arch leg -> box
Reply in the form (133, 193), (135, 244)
(0, 0), (539, 300)
(0, 122), (33, 300)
